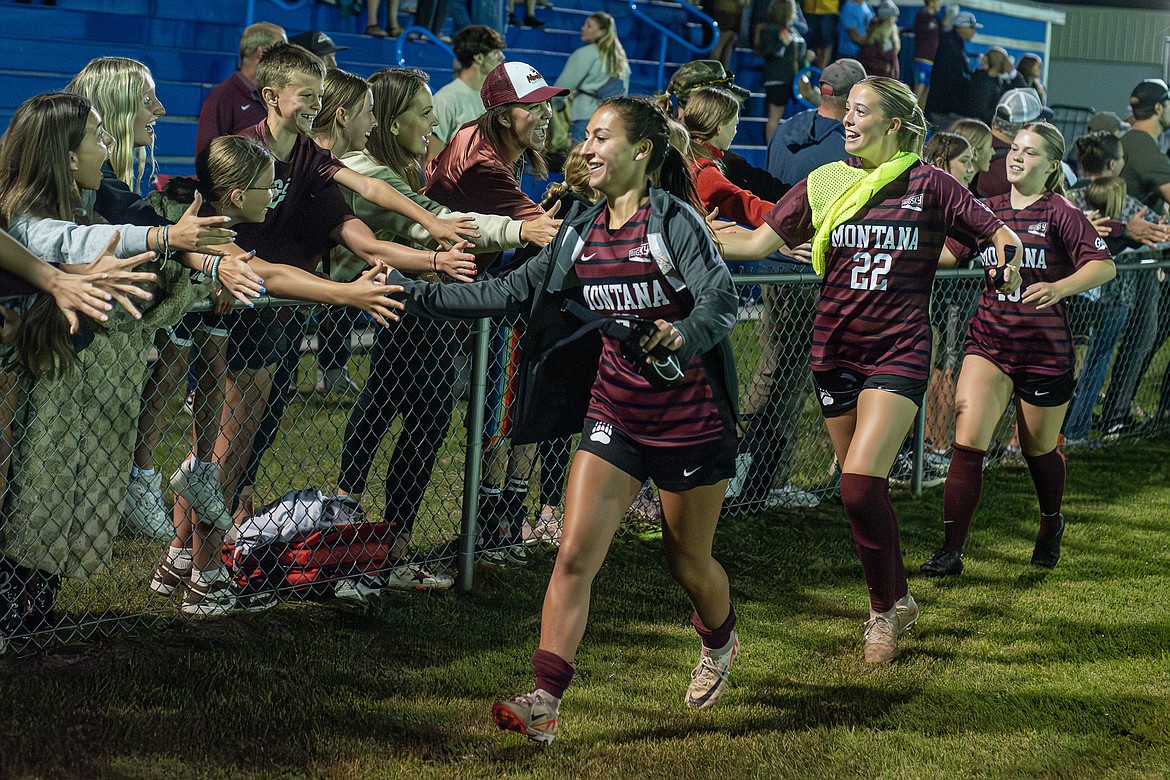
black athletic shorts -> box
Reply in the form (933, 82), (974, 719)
(576, 418), (737, 492)
(812, 368), (928, 418)
(1010, 369), (1075, 407)
(223, 306), (306, 372)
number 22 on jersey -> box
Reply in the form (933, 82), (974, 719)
(849, 251), (893, 291)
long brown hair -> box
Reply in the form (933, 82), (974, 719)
(0, 92), (91, 224)
(366, 67), (431, 189)
(0, 92), (94, 378)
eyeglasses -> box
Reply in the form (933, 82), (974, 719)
(246, 183), (278, 194)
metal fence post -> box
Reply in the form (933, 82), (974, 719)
(457, 318), (492, 592)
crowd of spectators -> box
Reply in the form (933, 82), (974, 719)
(1, 1), (1169, 677)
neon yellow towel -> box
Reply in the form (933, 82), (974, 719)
(806, 151), (919, 275)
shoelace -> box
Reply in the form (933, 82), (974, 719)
(691, 653), (728, 682)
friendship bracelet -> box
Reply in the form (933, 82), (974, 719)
(431, 250), (438, 273)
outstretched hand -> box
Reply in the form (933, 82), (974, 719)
(349, 261), (406, 327)
(436, 241), (477, 283)
(520, 200), (563, 248)
(170, 192), (237, 254)
(214, 250), (265, 306)
(83, 231), (158, 321)
(427, 213), (480, 250)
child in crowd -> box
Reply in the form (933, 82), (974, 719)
(682, 86), (776, 227)
(154, 133), (409, 615)
(159, 42), (472, 615)
(66, 56), (264, 541)
(912, 0), (942, 105)
(921, 122), (1115, 577)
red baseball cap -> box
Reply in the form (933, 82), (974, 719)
(481, 61), (569, 109)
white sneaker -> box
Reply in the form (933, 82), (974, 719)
(383, 564), (454, 590)
(180, 569), (238, 616)
(492, 689), (560, 744)
(124, 471), (174, 539)
(863, 592), (919, 663)
(315, 367), (360, 395)
(685, 630), (739, 710)
(765, 483), (821, 509)
(171, 459), (233, 530)
(334, 576), (381, 602)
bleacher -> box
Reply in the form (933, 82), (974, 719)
(0, 0), (773, 176)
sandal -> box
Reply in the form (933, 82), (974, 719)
(364, 23), (390, 38)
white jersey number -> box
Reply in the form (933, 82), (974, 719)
(849, 251), (893, 291)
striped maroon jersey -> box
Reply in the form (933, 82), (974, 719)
(765, 161), (1003, 380)
(574, 201), (726, 447)
(965, 191), (1113, 374)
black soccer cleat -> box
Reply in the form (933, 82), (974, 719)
(920, 547), (964, 577)
(1031, 515), (1065, 569)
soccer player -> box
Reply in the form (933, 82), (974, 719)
(716, 76), (1022, 663)
(920, 122), (1115, 577)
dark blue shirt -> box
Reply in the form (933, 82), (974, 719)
(765, 109), (848, 187)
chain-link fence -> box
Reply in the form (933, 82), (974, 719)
(2, 251), (1168, 653)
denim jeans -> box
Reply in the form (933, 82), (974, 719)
(1064, 295), (1130, 440)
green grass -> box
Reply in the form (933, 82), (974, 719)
(2, 436), (1169, 779)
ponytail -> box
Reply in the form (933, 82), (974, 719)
(1022, 121), (1067, 196)
(657, 145), (704, 214)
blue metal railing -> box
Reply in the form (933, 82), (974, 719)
(628, 0), (716, 93)
(394, 26), (455, 67)
(245, 0), (311, 27)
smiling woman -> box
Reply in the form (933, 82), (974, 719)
(714, 76), (1025, 664)
(324, 66), (564, 592)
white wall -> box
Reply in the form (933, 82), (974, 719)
(1048, 3), (1170, 111)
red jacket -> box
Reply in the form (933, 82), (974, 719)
(691, 142), (775, 228)
(425, 122), (545, 272)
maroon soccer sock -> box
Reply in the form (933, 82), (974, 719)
(1024, 448), (1066, 535)
(839, 473), (905, 614)
(532, 648), (575, 700)
(691, 603), (737, 651)
(942, 443), (987, 551)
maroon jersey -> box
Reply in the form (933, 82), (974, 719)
(233, 121), (356, 272)
(575, 202), (726, 447)
(765, 161), (1003, 380)
(913, 10), (940, 61)
(964, 191), (1113, 375)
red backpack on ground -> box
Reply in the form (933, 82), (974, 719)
(222, 489), (397, 598)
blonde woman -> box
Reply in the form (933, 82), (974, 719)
(921, 123), (1115, 577)
(555, 12), (630, 143)
(718, 77), (1021, 663)
(65, 57), (262, 541)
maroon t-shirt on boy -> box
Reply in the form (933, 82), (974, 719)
(233, 121), (356, 271)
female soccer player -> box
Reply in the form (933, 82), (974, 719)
(717, 76), (1022, 663)
(920, 122), (1115, 577)
(405, 97), (741, 742)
